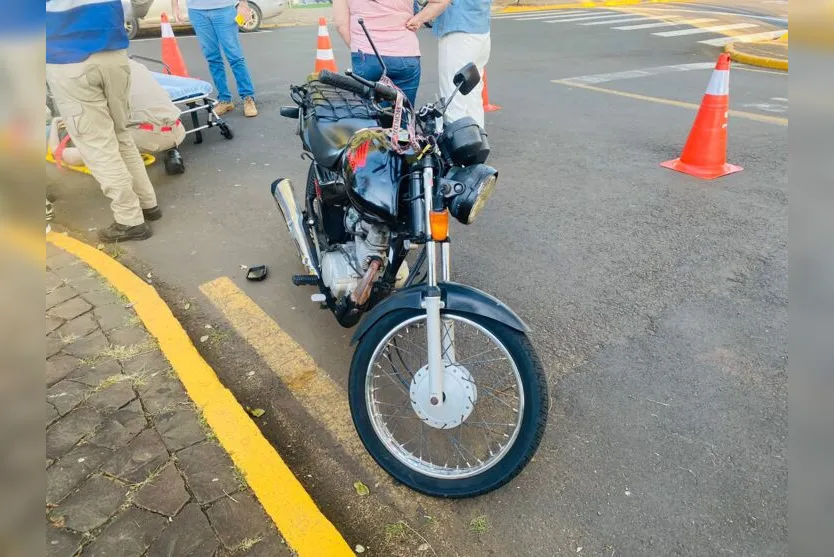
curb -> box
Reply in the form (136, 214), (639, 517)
(500, 0), (680, 14)
(45, 231), (354, 557)
(725, 40), (788, 71)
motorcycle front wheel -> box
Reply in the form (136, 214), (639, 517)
(349, 309), (548, 498)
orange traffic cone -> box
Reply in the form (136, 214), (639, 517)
(315, 18), (338, 73)
(661, 53), (742, 180)
(481, 68), (501, 113)
(160, 13), (189, 77)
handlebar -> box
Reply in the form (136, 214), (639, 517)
(318, 69), (400, 103)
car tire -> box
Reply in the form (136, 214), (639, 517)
(238, 3), (263, 32)
(125, 17), (139, 40)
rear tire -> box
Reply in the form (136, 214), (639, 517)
(349, 309), (549, 498)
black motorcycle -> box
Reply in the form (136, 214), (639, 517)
(274, 23), (547, 498)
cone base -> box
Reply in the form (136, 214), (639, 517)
(484, 103), (501, 113)
(660, 158), (743, 180)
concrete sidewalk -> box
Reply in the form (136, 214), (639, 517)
(46, 245), (292, 557)
(726, 35), (788, 71)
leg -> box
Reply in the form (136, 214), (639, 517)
(212, 6), (255, 99)
(46, 55), (145, 226)
(99, 51), (158, 211)
(437, 34), (459, 122)
(189, 8), (232, 102)
(386, 56), (421, 107)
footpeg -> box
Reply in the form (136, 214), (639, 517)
(292, 274), (319, 286)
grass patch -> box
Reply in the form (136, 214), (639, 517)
(384, 521), (408, 541)
(232, 536), (262, 552)
(58, 333), (80, 345)
(469, 515), (490, 535)
(124, 314), (141, 327)
(232, 465), (248, 490)
(93, 340), (155, 362)
(196, 409), (218, 442)
(105, 244), (126, 260)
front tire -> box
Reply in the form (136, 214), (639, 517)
(349, 309), (548, 498)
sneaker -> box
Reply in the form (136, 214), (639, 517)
(214, 101), (235, 116)
(98, 222), (152, 243)
(142, 206), (162, 221)
(243, 97), (258, 117)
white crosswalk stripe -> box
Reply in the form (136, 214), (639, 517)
(492, 9), (784, 51)
(652, 22), (758, 37)
(611, 18), (717, 30)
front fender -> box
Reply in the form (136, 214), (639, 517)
(351, 282), (530, 345)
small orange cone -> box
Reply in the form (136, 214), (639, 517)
(315, 18), (338, 73)
(661, 53), (742, 180)
(481, 68), (501, 113)
(160, 13), (189, 77)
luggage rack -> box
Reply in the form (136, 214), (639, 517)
(294, 79), (380, 123)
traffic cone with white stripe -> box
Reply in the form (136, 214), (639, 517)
(160, 13), (189, 77)
(481, 68), (501, 112)
(315, 18), (338, 73)
(661, 53), (742, 180)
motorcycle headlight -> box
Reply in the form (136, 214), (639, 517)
(444, 164), (498, 225)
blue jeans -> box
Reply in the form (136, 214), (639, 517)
(188, 6), (255, 102)
(351, 52), (421, 106)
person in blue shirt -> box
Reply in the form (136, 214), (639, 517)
(408, 0), (492, 128)
(46, 0), (161, 243)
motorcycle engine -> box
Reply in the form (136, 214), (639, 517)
(320, 209), (391, 299)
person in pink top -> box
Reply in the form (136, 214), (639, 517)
(333, 0), (423, 105)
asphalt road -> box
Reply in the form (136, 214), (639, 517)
(51, 4), (787, 555)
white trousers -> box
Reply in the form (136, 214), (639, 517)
(438, 32), (491, 128)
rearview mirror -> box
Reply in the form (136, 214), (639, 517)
(453, 63), (481, 96)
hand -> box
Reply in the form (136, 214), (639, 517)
(173, 6), (184, 23)
(237, 2), (252, 22)
(405, 15), (422, 31)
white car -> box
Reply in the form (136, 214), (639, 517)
(125, 0), (286, 38)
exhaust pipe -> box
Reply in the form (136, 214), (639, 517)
(271, 178), (318, 277)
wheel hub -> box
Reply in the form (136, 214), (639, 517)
(410, 364), (478, 429)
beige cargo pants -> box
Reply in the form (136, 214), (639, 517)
(46, 50), (157, 226)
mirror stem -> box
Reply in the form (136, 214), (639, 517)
(357, 18), (388, 77)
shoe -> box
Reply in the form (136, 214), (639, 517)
(142, 206), (162, 221)
(98, 222), (152, 243)
(243, 97), (258, 117)
(214, 101), (235, 116)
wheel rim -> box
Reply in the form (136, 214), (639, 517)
(241, 10), (259, 31)
(365, 314), (525, 479)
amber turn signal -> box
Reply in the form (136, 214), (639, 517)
(429, 209), (450, 242)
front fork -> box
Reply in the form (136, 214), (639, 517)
(421, 162), (453, 407)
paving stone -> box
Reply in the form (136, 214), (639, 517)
(138, 371), (189, 415)
(155, 408), (206, 452)
(48, 297), (92, 321)
(133, 462), (190, 517)
(102, 429), (169, 484)
(122, 350), (169, 375)
(47, 402), (59, 426)
(82, 288), (122, 307)
(47, 379), (90, 416)
(55, 313), (99, 339)
(67, 359), (121, 388)
(46, 524), (82, 557)
(86, 381), (136, 414)
(46, 251), (78, 271)
(88, 400), (147, 449)
(46, 271), (66, 292)
(206, 492), (270, 550)
(49, 474), (126, 533)
(47, 334), (65, 359)
(146, 503), (218, 557)
(47, 354), (85, 387)
(53, 261), (95, 282)
(47, 406), (103, 460)
(46, 286), (79, 310)
(46, 315), (64, 334)
(85, 506), (167, 557)
(62, 330), (109, 359)
(47, 444), (113, 505)
(68, 276), (110, 294)
(176, 442), (239, 504)
(108, 326), (150, 349)
(242, 530), (294, 557)
(93, 304), (134, 332)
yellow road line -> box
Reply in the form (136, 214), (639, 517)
(551, 79), (789, 126)
(501, 0), (681, 14)
(46, 233), (353, 557)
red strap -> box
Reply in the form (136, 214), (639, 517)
(53, 134), (72, 169)
(138, 123), (155, 131)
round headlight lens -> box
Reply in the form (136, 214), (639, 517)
(465, 173), (498, 224)
(446, 165), (499, 225)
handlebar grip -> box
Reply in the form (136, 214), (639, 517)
(373, 83), (400, 102)
(318, 69), (372, 98)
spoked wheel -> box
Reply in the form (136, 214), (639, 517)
(349, 309), (548, 498)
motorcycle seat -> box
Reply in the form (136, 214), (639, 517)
(303, 116), (377, 170)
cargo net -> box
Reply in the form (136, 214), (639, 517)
(293, 78), (379, 122)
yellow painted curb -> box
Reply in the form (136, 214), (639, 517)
(501, 0), (680, 14)
(725, 41), (788, 72)
(45, 232), (354, 557)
